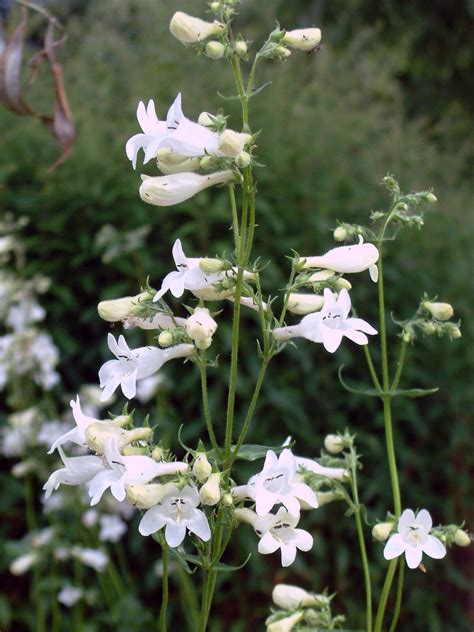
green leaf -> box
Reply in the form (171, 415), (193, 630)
(168, 548), (196, 575)
(338, 366), (381, 397)
(170, 552), (251, 573)
(392, 387), (439, 398)
(208, 443), (291, 463)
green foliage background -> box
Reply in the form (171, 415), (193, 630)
(1, 0), (472, 630)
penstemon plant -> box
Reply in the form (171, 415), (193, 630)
(43, 2), (470, 631)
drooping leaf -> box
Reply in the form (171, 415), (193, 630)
(0, 8), (32, 114)
(338, 365), (381, 397)
(392, 387), (439, 398)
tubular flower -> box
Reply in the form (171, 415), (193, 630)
(300, 236), (379, 282)
(48, 396), (100, 454)
(126, 94), (220, 169)
(139, 170), (234, 207)
(98, 333), (194, 401)
(170, 11), (225, 45)
(383, 508), (446, 569)
(43, 447), (103, 499)
(282, 28), (321, 52)
(138, 484), (211, 547)
(272, 288), (377, 353)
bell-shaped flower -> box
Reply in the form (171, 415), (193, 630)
(48, 396), (99, 454)
(240, 507), (313, 567)
(126, 94), (220, 169)
(98, 333), (194, 401)
(138, 484), (211, 547)
(185, 307), (218, 350)
(170, 11), (225, 45)
(234, 449), (318, 516)
(272, 288), (377, 353)
(139, 170), (233, 207)
(300, 236), (379, 282)
(383, 508), (446, 569)
(43, 447), (104, 499)
(87, 439), (188, 506)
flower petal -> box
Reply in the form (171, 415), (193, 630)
(416, 509), (432, 533)
(321, 327), (344, 353)
(280, 543), (297, 567)
(138, 507), (167, 536)
(165, 522), (187, 548)
(383, 534), (405, 560)
(422, 535), (446, 560)
(187, 510), (211, 542)
(398, 509), (416, 534)
(293, 528), (313, 552)
(343, 329), (369, 346)
(258, 532), (279, 555)
(405, 545), (423, 569)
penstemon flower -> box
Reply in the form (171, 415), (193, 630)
(126, 94), (220, 169)
(43, 447), (104, 499)
(169, 11), (225, 45)
(233, 449), (318, 516)
(383, 508), (446, 569)
(98, 333), (194, 401)
(138, 484), (211, 547)
(300, 236), (379, 282)
(139, 170), (234, 207)
(272, 288), (377, 353)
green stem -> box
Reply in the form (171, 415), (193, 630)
(382, 397), (401, 516)
(158, 544), (169, 632)
(231, 55), (249, 131)
(228, 184), (240, 251)
(200, 350), (219, 452)
(176, 565), (200, 632)
(391, 340), (408, 392)
(374, 559), (398, 632)
(350, 447), (373, 632)
(377, 253), (390, 391)
(389, 562), (404, 632)
(363, 345), (382, 392)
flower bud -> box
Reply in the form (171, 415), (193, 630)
(127, 483), (175, 509)
(86, 424), (152, 455)
(402, 328), (416, 343)
(335, 277), (352, 290)
(122, 446), (149, 455)
(287, 293), (325, 315)
(324, 434), (344, 454)
(333, 226), (348, 242)
(283, 28), (321, 52)
(234, 507), (258, 526)
(170, 11), (225, 45)
(235, 40), (248, 57)
(425, 192), (437, 203)
(140, 171), (234, 207)
(156, 148), (200, 175)
(454, 529), (471, 547)
(443, 323), (461, 339)
(152, 446), (164, 461)
(206, 41), (226, 59)
(315, 490), (344, 506)
(418, 320), (437, 335)
(275, 45), (292, 59)
(199, 257), (227, 273)
(158, 331), (174, 347)
(222, 492), (233, 506)
(372, 522), (394, 542)
(266, 612), (303, 632)
(10, 552), (39, 576)
(193, 453), (212, 482)
(235, 151), (251, 169)
(218, 129), (252, 158)
(308, 269), (335, 282)
(199, 472), (221, 505)
(198, 112), (214, 127)
(98, 292), (149, 322)
(422, 301), (454, 321)
(185, 307), (218, 350)
(210, 2), (221, 12)
(272, 584), (324, 609)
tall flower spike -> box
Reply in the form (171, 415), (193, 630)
(300, 236), (379, 282)
(98, 333), (194, 401)
(272, 288), (377, 353)
(383, 508), (446, 569)
(139, 170), (234, 207)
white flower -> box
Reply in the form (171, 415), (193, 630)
(123, 313), (186, 330)
(301, 236), (379, 282)
(43, 447), (104, 499)
(10, 552), (39, 576)
(272, 288), (377, 353)
(87, 439), (188, 506)
(383, 508), (446, 569)
(185, 307), (218, 350)
(99, 514), (127, 543)
(249, 507), (313, 567)
(71, 546), (109, 572)
(139, 170), (234, 207)
(272, 584), (323, 609)
(199, 472), (221, 506)
(295, 455), (349, 482)
(47, 396), (98, 453)
(266, 612), (304, 632)
(139, 484), (211, 547)
(58, 586), (83, 607)
(422, 301), (454, 321)
(218, 129), (252, 158)
(156, 147), (201, 175)
(98, 333), (194, 401)
(282, 28), (321, 52)
(170, 11), (225, 45)
(126, 94), (221, 169)
(287, 293), (324, 315)
(135, 374), (166, 403)
(235, 449), (318, 516)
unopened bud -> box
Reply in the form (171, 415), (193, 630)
(333, 226), (348, 242)
(152, 446), (164, 461)
(324, 434), (344, 454)
(235, 40), (248, 57)
(126, 483), (175, 509)
(170, 11), (225, 45)
(98, 292), (149, 322)
(266, 612), (303, 632)
(454, 529), (471, 547)
(206, 41), (226, 59)
(402, 328), (415, 343)
(425, 192), (437, 203)
(272, 584), (326, 610)
(287, 293), (324, 315)
(198, 112), (214, 127)
(443, 323), (461, 339)
(192, 453), (212, 482)
(308, 269), (335, 282)
(235, 150), (251, 169)
(315, 490), (343, 506)
(282, 27), (321, 52)
(422, 301), (454, 321)
(199, 472), (221, 505)
(200, 155), (217, 170)
(335, 277), (352, 291)
(199, 257), (226, 273)
(372, 522), (394, 542)
(222, 492), (233, 506)
(219, 129), (252, 158)
(210, 2), (221, 13)
(418, 320), (437, 335)
(122, 446), (149, 456)
(276, 45), (292, 59)
(10, 552), (39, 576)
(158, 331), (174, 347)
(185, 307), (218, 350)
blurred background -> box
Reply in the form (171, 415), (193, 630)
(0, 0), (472, 630)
